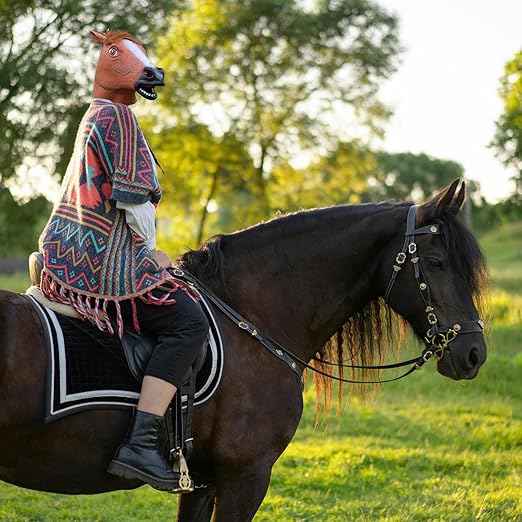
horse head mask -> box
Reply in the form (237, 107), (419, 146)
(89, 30), (164, 105)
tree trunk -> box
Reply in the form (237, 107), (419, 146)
(196, 167), (220, 247)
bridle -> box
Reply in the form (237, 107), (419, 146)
(171, 204), (485, 385)
(383, 204), (485, 367)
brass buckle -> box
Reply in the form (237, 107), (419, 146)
(422, 350), (433, 362)
(433, 347), (445, 360)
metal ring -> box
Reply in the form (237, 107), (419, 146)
(446, 329), (457, 343)
(396, 252), (406, 264)
(434, 347), (445, 360)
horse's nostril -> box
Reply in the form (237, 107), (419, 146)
(468, 347), (480, 368)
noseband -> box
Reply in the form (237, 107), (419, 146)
(384, 205), (484, 367)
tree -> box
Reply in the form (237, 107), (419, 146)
(141, 117), (258, 251)
(270, 140), (377, 211)
(0, 0), (181, 188)
(364, 151), (465, 202)
(152, 0), (400, 228)
(491, 48), (522, 199)
(0, 187), (50, 255)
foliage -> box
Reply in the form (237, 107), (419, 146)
(0, 187), (50, 255)
(365, 151), (466, 202)
(269, 147), (470, 214)
(473, 193), (522, 230)
(142, 118), (259, 251)
(144, 0), (400, 250)
(0, 0), (182, 187)
(491, 47), (522, 198)
(270, 140), (377, 210)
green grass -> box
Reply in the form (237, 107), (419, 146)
(0, 272), (30, 293)
(480, 221), (522, 293)
(0, 223), (521, 521)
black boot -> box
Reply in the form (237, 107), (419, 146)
(108, 410), (191, 492)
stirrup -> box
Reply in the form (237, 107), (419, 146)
(170, 448), (194, 493)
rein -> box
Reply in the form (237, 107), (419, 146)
(171, 205), (484, 385)
(171, 267), (416, 385)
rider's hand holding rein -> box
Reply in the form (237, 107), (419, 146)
(151, 248), (173, 269)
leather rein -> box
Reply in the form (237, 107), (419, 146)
(171, 205), (484, 385)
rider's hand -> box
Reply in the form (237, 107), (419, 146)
(151, 248), (172, 269)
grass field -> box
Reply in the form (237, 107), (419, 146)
(0, 223), (521, 521)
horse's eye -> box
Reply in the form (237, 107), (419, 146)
(108, 46), (119, 57)
(428, 258), (443, 269)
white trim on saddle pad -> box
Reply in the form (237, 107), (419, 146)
(25, 292), (224, 421)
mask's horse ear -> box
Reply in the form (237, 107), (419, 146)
(90, 31), (106, 44)
(419, 179), (466, 222)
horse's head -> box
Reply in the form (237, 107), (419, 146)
(383, 180), (488, 380)
(90, 30), (164, 105)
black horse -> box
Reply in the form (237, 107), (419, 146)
(0, 180), (487, 521)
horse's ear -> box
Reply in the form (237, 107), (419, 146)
(453, 180), (466, 211)
(89, 31), (106, 45)
(419, 179), (466, 221)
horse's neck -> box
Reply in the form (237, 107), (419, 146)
(224, 204), (404, 359)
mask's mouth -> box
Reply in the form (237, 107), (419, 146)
(135, 67), (165, 101)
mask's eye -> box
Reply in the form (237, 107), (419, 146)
(108, 46), (119, 57)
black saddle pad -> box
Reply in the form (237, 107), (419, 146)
(25, 294), (224, 422)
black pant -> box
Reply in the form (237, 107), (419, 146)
(120, 288), (209, 389)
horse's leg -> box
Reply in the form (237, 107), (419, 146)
(176, 485), (216, 522)
(212, 463), (272, 522)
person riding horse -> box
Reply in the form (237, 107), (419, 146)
(38, 30), (208, 492)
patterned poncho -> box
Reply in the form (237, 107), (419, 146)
(39, 99), (183, 335)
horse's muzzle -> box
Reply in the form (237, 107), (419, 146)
(436, 334), (487, 380)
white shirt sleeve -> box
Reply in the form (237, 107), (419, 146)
(116, 201), (156, 250)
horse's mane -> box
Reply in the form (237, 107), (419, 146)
(176, 203), (488, 414)
(177, 235), (228, 291)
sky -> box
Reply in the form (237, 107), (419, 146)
(376, 0), (521, 202)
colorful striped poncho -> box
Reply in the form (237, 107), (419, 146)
(39, 99), (183, 336)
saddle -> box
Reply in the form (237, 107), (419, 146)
(28, 252), (206, 383)
(28, 252), (209, 490)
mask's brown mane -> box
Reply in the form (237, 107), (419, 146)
(102, 30), (142, 46)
